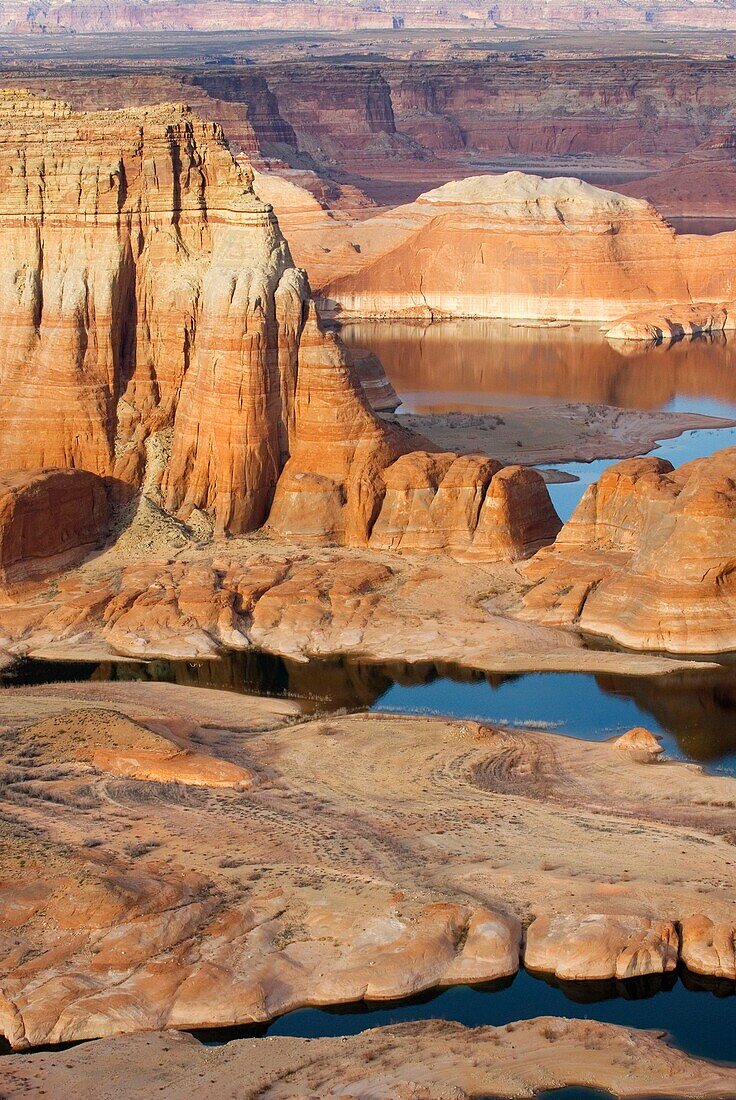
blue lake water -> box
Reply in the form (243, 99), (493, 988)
(222, 968), (736, 1068)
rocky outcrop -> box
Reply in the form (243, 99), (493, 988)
(623, 130), (736, 218)
(369, 452), (561, 558)
(525, 913), (679, 981)
(518, 448), (736, 653)
(0, 469), (108, 585)
(605, 305), (735, 343)
(316, 173), (736, 322)
(614, 727), (664, 763)
(680, 915), (736, 981)
(2, 683), (736, 1051)
(347, 346), (401, 413)
(0, 92), (563, 562)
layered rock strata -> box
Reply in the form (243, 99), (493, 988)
(313, 173), (736, 323)
(0, 90), (414, 544)
(518, 448), (736, 653)
(369, 451), (561, 558)
(0, 92), (563, 565)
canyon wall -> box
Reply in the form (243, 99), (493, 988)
(3, 0), (736, 34)
(0, 91), (561, 566)
(10, 60), (736, 207)
(0, 89), (413, 543)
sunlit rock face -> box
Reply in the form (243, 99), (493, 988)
(0, 91), (566, 563)
(0, 90), (413, 540)
(312, 172), (736, 325)
(519, 448), (736, 653)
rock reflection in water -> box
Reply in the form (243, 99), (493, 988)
(596, 666), (736, 764)
(339, 319), (736, 415)
(5, 653), (736, 772)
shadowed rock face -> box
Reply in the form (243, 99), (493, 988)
(0, 470), (109, 585)
(518, 447), (736, 652)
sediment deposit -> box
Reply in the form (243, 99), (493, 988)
(3, 1018), (736, 1098)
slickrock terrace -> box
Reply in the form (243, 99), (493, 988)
(0, 681), (735, 1049)
(3, 1018), (736, 1098)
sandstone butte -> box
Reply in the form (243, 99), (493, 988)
(0, 89), (563, 581)
(516, 446), (736, 653)
(280, 171), (736, 331)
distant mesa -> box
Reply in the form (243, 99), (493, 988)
(302, 172), (736, 333)
(4, 0), (736, 33)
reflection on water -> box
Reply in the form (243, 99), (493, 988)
(190, 967), (735, 1069)
(670, 216), (736, 236)
(6, 653), (736, 774)
(339, 319), (736, 417)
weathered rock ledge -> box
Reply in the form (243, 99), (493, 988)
(516, 446), (736, 653)
(1, 685), (734, 1049)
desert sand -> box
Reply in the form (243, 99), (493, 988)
(3, 1018), (736, 1098)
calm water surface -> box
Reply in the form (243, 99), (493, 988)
(339, 319), (736, 417)
(340, 319), (736, 519)
(7, 653), (736, 774)
(194, 968), (736, 1070)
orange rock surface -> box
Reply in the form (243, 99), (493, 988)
(2, 685), (736, 1050)
(525, 913), (680, 981)
(0, 469), (108, 585)
(518, 448), (736, 652)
